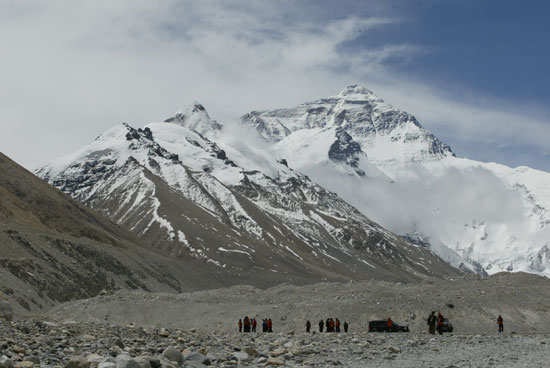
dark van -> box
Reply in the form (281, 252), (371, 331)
(368, 320), (410, 332)
(439, 318), (453, 333)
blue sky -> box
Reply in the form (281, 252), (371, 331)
(0, 0), (548, 170)
(345, 0), (550, 102)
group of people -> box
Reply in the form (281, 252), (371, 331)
(238, 317), (273, 333)
(426, 311), (446, 335)
(239, 312), (505, 334)
(316, 318), (349, 333)
(426, 311), (505, 334)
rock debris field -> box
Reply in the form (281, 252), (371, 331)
(1, 319), (549, 368)
(2, 272), (550, 367)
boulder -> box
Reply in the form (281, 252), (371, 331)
(81, 334), (97, 342)
(98, 363), (115, 368)
(11, 346), (25, 355)
(114, 355), (140, 368)
(132, 357), (152, 368)
(14, 362), (33, 368)
(232, 352), (248, 361)
(86, 354), (104, 368)
(66, 356), (91, 368)
(0, 356), (14, 368)
(266, 357), (285, 366)
(387, 346), (401, 353)
(22, 357), (39, 365)
(184, 352), (206, 363)
(162, 347), (183, 365)
(156, 358), (177, 368)
(270, 348), (287, 357)
(244, 347), (259, 357)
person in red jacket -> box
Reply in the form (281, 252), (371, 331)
(238, 319), (242, 333)
(497, 315), (504, 333)
(437, 313), (444, 335)
(252, 318), (257, 332)
(267, 318), (273, 332)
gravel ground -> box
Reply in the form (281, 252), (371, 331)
(3, 272), (550, 367)
(47, 272), (550, 335)
(1, 319), (549, 367)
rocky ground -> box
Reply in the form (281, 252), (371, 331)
(46, 272), (550, 335)
(1, 318), (549, 367)
(2, 272), (550, 367)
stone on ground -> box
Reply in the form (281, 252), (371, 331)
(266, 357), (285, 366)
(161, 347), (183, 365)
(66, 356), (90, 368)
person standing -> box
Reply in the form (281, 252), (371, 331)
(267, 318), (273, 332)
(387, 317), (393, 332)
(335, 318), (340, 332)
(243, 316), (250, 332)
(343, 321), (349, 333)
(319, 319), (324, 333)
(262, 319), (268, 332)
(427, 311), (437, 335)
(238, 319), (242, 333)
(497, 315), (504, 333)
(326, 318), (330, 332)
(306, 320), (311, 333)
(437, 313), (444, 335)
(252, 318), (257, 332)
(329, 318), (335, 332)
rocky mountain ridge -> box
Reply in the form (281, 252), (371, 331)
(0, 152), (236, 318)
(35, 105), (460, 285)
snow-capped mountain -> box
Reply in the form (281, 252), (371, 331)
(241, 84), (550, 276)
(35, 103), (459, 285)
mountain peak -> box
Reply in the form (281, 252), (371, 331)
(337, 84), (380, 99)
(164, 102), (222, 136)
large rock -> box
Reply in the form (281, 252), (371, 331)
(266, 357), (285, 366)
(86, 354), (104, 368)
(114, 355), (140, 368)
(98, 363), (115, 368)
(161, 347), (183, 365)
(0, 298), (12, 321)
(22, 357), (39, 365)
(156, 359), (177, 368)
(14, 363), (33, 368)
(0, 356), (14, 368)
(183, 352), (210, 366)
(244, 347), (259, 358)
(66, 356), (91, 368)
(269, 348), (287, 357)
(388, 346), (401, 354)
(232, 352), (249, 361)
(132, 357), (151, 368)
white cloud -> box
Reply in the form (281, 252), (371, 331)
(0, 1), (548, 172)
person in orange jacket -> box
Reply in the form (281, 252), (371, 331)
(437, 313), (444, 335)
(387, 317), (393, 332)
(335, 318), (341, 332)
(497, 315), (504, 333)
